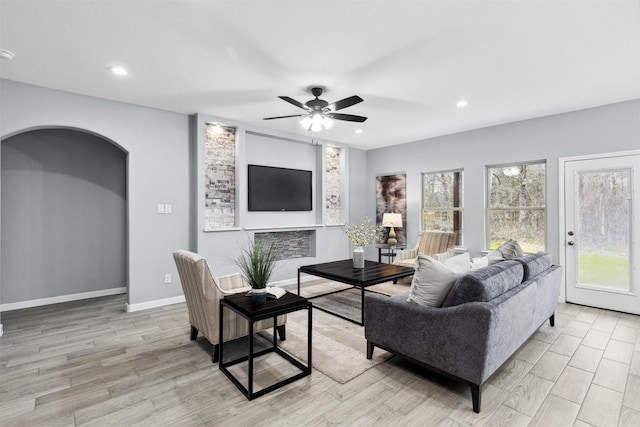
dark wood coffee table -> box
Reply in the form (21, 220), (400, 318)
(297, 259), (414, 325)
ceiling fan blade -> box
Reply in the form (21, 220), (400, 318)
(326, 113), (368, 123)
(325, 95), (363, 112)
(263, 114), (308, 120)
(279, 96), (309, 110)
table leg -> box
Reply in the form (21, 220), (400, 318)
(378, 247), (382, 263)
(248, 320), (254, 399)
(361, 286), (365, 325)
(272, 316), (277, 349)
(308, 304), (313, 369)
(219, 303), (224, 365)
(297, 268), (301, 295)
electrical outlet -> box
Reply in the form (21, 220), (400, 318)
(164, 273), (171, 284)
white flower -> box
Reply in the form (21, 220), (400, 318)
(343, 217), (382, 247)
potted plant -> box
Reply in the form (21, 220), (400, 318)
(343, 217), (381, 268)
(234, 237), (278, 304)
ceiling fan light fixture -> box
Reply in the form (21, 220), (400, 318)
(322, 116), (333, 129)
(300, 116), (312, 129)
(270, 87), (367, 131)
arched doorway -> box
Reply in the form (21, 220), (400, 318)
(1, 128), (128, 308)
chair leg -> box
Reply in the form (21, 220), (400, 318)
(366, 341), (374, 359)
(549, 313), (555, 327)
(190, 325), (198, 341)
(277, 325), (286, 341)
(212, 344), (219, 363)
(471, 384), (481, 413)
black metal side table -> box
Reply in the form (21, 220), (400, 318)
(219, 292), (312, 400)
(376, 243), (407, 263)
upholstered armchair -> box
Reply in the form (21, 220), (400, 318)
(394, 230), (456, 268)
(173, 250), (286, 363)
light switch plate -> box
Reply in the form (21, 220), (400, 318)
(165, 204), (172, 214)
(157, 204), (165, 214)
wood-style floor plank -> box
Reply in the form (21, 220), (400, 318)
(1, 293), (639, 426)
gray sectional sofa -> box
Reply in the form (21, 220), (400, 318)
(364, 252), (562, 413)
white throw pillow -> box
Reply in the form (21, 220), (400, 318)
(471, 255), (489, 270)
(444, 252), (471, 272)
(407, 253), (470, 307)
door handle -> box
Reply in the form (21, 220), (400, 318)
(567, 241), (574, 246)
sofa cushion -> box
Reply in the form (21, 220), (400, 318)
(442, 260), (524, 307)
(515, 252), (552, 281)
(407, 253), (470, 307)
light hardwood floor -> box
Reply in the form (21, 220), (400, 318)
(1, 294), (639, 426)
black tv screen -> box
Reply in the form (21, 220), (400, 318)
(248, 164), (312, 211)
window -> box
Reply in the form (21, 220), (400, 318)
(422, 169), (463, 245)
(487, 162), (546, 252)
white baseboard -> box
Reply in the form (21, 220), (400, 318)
(125, 295), (186, 313)
(0, 275), (323, 316)
(0, 287), (128, 312)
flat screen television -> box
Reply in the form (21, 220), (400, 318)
(248, 164), (312, 211)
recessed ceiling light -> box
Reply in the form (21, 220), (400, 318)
(355, 129), (363, 134)
(0, 49), (16, 60)
(456, 99), (469, 108)
(108, 66), (128, 76)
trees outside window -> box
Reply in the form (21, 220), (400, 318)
(487, 162), (546, 252)
(422, 170), (463, 245)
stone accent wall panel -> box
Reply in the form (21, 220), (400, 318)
(325, 146), (341, 224)
(255, 230), (314, 260)
(204, 124), (236, 230)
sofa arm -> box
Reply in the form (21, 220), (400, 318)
(364, 293), (492, 385)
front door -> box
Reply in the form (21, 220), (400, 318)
(564, 152), (639, 315)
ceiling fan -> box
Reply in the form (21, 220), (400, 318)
(263, 87), (367, 131)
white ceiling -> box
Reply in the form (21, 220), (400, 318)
(1, 0), (639, 150)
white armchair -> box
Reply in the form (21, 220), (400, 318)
(173, 250), (286, 363)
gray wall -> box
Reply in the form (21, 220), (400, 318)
(3, 78), (634, 309)
(1, 79), (192, 307)
(1, 129), (126, 303)
(365, 99), (640, 263)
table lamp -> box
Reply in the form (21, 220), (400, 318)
(382, 213), (403, 245)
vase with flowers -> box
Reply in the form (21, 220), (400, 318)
(343, 217), (382, 268)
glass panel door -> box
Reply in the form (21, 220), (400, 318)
(564, 153), (639, 314)
(577, 169), (630, 291)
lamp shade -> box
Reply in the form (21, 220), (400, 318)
(382, 213), (402, 228)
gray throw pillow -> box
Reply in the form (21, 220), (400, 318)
(487, 250), (505, 265)
(407, 253), (470, 307)
(497, 239), (523, 260)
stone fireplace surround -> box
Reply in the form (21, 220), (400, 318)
(253, 229), (316, 260)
